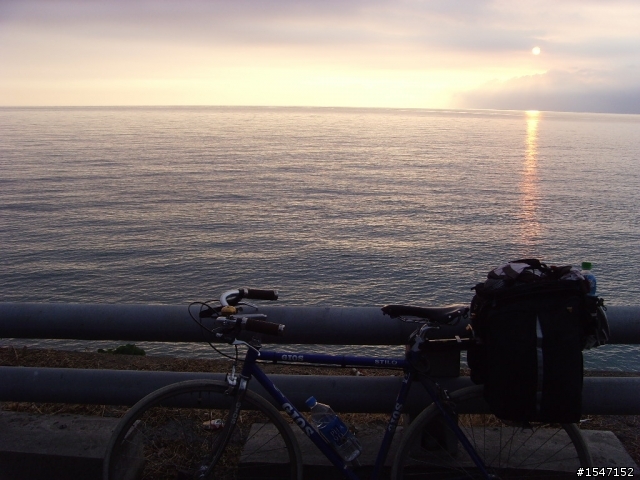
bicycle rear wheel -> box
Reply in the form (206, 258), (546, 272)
(103, 380), (302, 480)
(392, 385), (592, 479)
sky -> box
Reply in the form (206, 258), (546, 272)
(1, 0), (639, 113)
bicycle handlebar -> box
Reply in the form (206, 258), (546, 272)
(191, 288), (284, 339)
(245, 288), (279, 301)
(242, 318), (285, 336)
(219, 288), (279, 306)
(213, 316), (285, 337)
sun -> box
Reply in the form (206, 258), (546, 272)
(532, 47), (541, 55)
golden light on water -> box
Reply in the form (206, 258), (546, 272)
(525, 111), (539, 172)
(521, 110), (541, 249)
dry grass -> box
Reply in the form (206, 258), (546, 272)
(1, 346), (638, 465)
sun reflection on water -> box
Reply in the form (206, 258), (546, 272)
(521, 110), (541, 249)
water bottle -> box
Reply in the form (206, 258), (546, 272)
(306, 396), (362, 461)
(581, 261), (597, 295)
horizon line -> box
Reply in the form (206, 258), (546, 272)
(1, 105), (638, 116)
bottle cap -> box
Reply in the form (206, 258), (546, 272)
(581, 262), (593, 270)
(305, 396), (317, 409)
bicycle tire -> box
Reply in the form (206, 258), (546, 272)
(392, 385), (592, 479)
(103, 380), (303, 480)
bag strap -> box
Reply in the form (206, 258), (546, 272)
(511, 258), (549, 272)
(511, 260), (581, 280)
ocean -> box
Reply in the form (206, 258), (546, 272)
(1, 106), (639, 370)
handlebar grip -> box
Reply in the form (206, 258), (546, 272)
(242, 318), (284, 336)
(242, 288), (279, 301)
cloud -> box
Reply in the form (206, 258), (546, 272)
(2, 0), (640, 109)
(0, 1), (490, 49)
(455, 68), (640, 114)
(0, 1), (614, 46)
(3, 1), (639, 62)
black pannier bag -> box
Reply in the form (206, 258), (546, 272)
(467, 259), (609, 424)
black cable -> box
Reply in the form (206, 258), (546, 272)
(188, 301), (237, 361)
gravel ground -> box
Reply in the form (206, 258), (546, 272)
(1, 345), (638, 466)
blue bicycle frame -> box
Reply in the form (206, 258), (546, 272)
(233, 346), (489, 480)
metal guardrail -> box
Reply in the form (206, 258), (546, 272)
(1, 367), (639, 415)
(1, 303), (639, 344)
(0, 302), (639, 414)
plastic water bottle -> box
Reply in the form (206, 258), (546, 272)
(581, 261), (597, 295)
(306, 396), (362, 461)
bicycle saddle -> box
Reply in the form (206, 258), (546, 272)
(381, 304), (469, 323)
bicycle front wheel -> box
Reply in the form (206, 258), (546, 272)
(103, 380), (302, 480)
(392, 385), (592, 479)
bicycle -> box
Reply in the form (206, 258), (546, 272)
(103, 288), (592, 480)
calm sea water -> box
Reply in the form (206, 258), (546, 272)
(1, 107), (639, 370)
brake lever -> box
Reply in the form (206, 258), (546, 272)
(226, 364), (238, 386)
(236, 301), (259, 310)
